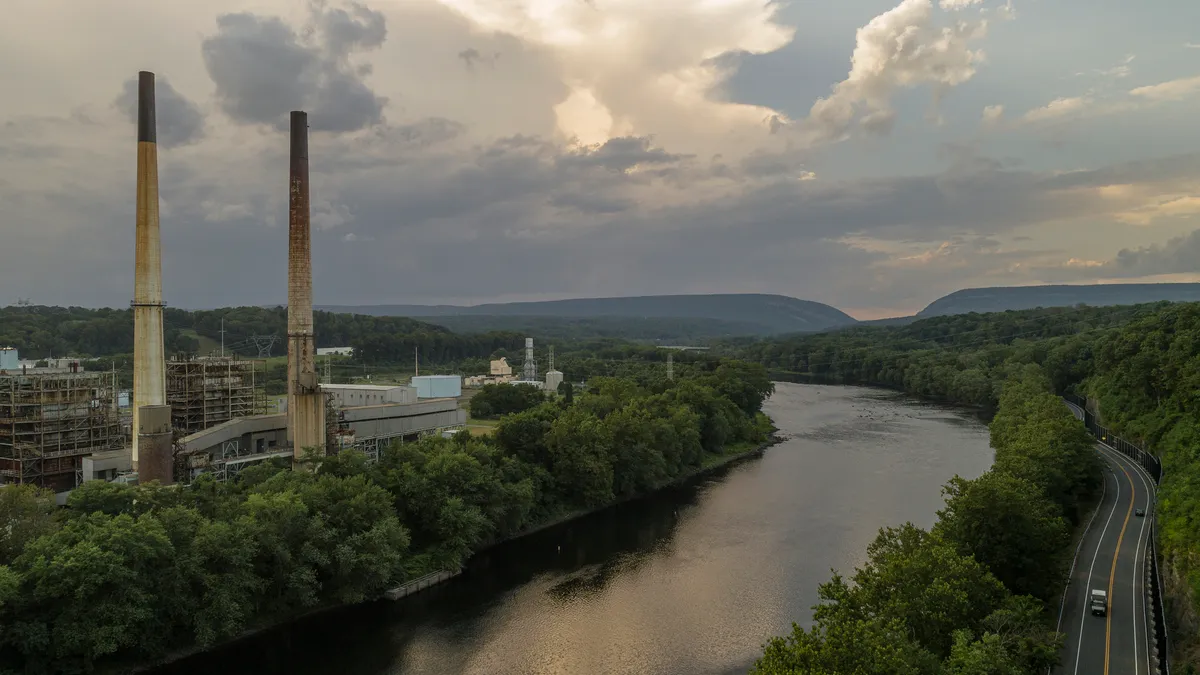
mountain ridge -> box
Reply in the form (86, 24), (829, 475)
(317, 293), (858, 335)
(918, 283), (1200, 318)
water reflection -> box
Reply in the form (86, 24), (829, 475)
(154, 383), (993, 675)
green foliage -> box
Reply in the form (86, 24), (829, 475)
(734, 302), (1164, 408)
(0, 486), (59, 566)
(935, 472), (1069, 601)
(469, 383), (546, 419)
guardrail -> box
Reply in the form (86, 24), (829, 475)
(1064, 394), (1170, 674)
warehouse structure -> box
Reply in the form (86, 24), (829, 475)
(0, 368), (123, 491)
(174, 396), (465, 480)
(322, 383), (417, 408)
(166, 355), (264, 436)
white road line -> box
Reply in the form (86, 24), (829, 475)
(1057, 468), (1107, 633)
(1074, 464), (1122, 675)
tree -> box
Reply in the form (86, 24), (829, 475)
(935, 471), (1070, 600)
(838, 523), (1008, 658)
(470, 383), (545, 419)
(0, 485), (59, 566)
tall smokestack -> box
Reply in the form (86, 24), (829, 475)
(132, 71), (166, 470)
(287, 111), (326, 461)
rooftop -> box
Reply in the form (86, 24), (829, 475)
(321, 384), (411, 391)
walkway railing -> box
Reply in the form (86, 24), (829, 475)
(1064, 394), (1170, 674)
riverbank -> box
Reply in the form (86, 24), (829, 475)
(128, 432), (781, 675)
(472, 432), (781, 552)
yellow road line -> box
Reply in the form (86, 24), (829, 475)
(1105, 459), (1136, 675)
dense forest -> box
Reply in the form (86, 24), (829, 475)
(736, 300), (1200, 667)
(0, 360), (774, 673)
(0, 305), (525, 363)
(752, 366), (1100, 673)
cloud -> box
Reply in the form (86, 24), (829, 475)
(981, 104), (1004, 128)
(939, 0), (984, 8)
(1020, 96), (1090, 124)
(801, 0), (990, 143)
(1129, 75), (1200, 102)
(433, 0), (794, 155)
(1035, 229), (1200, 281)
(201, 1), (388, 132)
(1012, 73), (1200, 131)
(114, 75), (205, 147)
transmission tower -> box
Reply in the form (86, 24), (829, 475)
(523, 338), (536, 382)
(548, 345), (554, 372)
(249, 335), (280, 358)
(666, 352), (674, 381)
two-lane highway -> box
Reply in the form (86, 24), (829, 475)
(1056, 403), (1158, 674)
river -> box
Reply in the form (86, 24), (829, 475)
(155, 383), (994, 675)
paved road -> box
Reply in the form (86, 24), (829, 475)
(1055, 403), (1157, 675)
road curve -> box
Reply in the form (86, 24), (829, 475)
(1055, 403), (1157, 675)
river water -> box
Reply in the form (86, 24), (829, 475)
(157, 383), (993, 675)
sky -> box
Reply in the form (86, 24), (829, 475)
(2, 0), (1199, 319)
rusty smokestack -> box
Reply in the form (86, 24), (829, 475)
(287, 111), (326, 461)
(132, 71), (166, 470)
(137, 404), (174, 485)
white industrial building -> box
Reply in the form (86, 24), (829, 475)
(545, 369), (564, 393)
(321, 383), (417, 407)
(0, 348), (17, 372)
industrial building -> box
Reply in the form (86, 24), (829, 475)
(0, 367), (123, 491)
(322, 383), (416, 407)
(412, 375), (462, 399)
(0, 348), (17, 372)
(465, 358), (515, 387)
(174, 397), (465, 480)
(166, 355), (263, 436)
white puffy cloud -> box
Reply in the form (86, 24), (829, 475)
(800, 0), (990, 142)
(433, 0), (794, 156)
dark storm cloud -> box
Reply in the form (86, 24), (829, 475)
(1035, 228), (1200, 282)
(1108, 231), (1200, 275)
(114, 76), (205, 147)
(201, 1), (388, 133)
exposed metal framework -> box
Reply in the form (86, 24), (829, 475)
(166, 356), (265, 435)
(0, 371), (123, 491)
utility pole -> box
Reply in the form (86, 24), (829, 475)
(667, 352), (674, 381)
(414, 346), (419, 377)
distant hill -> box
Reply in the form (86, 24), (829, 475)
(918, 283), (1200, 318)
(318, 294), (857, 336)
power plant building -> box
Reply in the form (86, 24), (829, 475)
(412, 375), (462, 399)
(0, 369), (123, 491)
(322, 384), (417, 408)
(167, 355), (263, 436)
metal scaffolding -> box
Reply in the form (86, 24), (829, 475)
(0, 370), (123, 491)
(166, 356), (265, 436)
